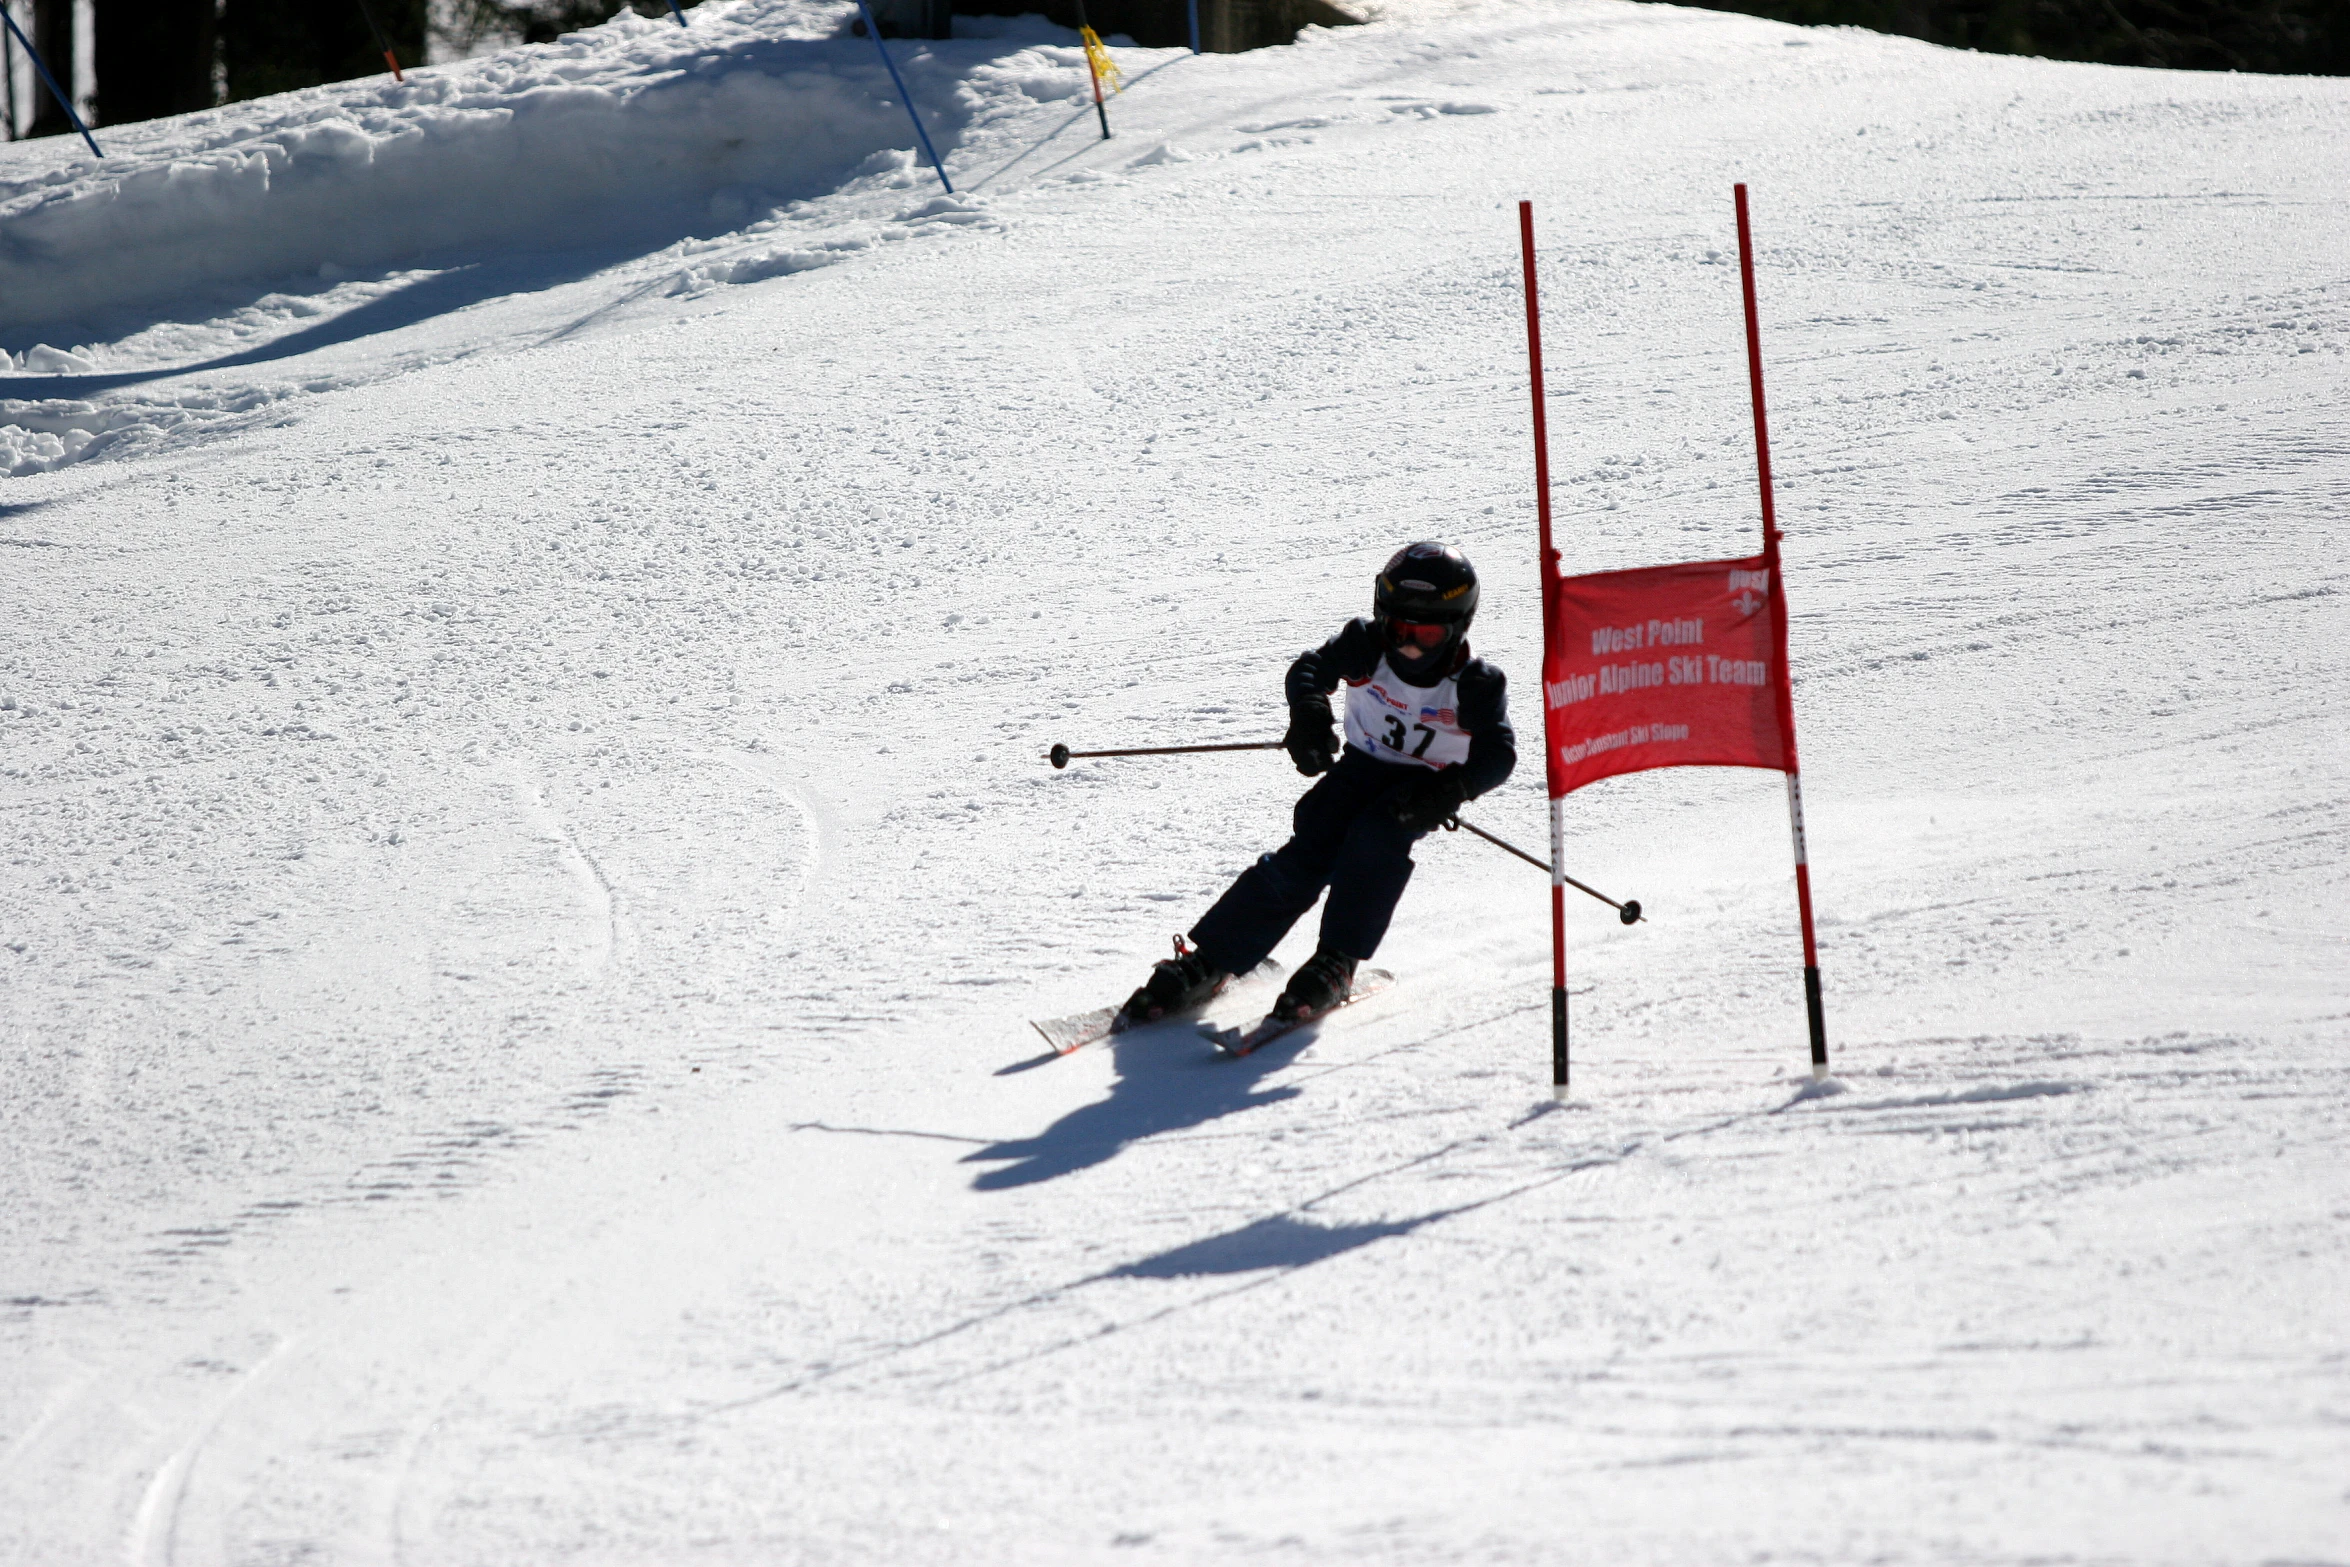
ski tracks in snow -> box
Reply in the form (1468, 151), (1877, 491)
(0, 724), (820, 1563)
(128, 1337), (299, 1567)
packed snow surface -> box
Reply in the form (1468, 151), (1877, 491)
(3, 0), (2346, 1560)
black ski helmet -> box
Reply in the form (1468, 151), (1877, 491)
(1374, 542), (1479, 667)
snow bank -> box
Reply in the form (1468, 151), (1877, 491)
(0, 384), (310, 475)
(0, 0), (984, 333)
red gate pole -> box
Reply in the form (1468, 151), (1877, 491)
(353, 0), (407, 81)
(1734, 183), (1830, 1081)
(1519, 200), (1571, 1100)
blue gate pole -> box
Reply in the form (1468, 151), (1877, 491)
(855, 0), (952, 193)
(0, 5), (100, 158)
(665, 0), (689, 24)
(1188, 0), (1200, 52)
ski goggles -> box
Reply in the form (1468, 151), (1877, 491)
(1388, 619), (1452, 649)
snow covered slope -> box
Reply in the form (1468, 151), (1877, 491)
(2, 0), (2346, 1560)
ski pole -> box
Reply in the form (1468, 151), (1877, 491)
(1445, 815), (1643, 925)
(1049, 740), (1282, 768)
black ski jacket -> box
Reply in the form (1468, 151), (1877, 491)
(1286, 618), (1517, 800)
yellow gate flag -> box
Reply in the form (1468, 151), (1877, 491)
(1080, 27), (1124, 95)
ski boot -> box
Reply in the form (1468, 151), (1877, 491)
(1123, 936), (1228, 1025)
(1272, 947), (1357, 1023)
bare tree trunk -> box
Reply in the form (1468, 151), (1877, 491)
(27, 0), (70, 137)
(4, 6), (19, 140)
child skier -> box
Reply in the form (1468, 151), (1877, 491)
(1126, 541), (1518, 1027)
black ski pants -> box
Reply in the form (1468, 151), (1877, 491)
(1190, 749), (1428, 975)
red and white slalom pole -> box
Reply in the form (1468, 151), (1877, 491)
(1734, 183), (1831, 1081)
(1518, 200), (1572, 1101)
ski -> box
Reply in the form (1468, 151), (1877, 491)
(1029, 960), (1284, 1057)
(1030, 1002), (1128, 1057)
(1200, 967), (1395, 1058)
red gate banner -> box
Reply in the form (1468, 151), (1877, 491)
(1543, 550), (1790, 798)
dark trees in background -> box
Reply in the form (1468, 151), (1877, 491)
(15, 0), (2337, 141)
(1693, 0), (2348, 74)
(96, 0), (219, 125)
(27, 0), (74, 137)
(18, 0), (431, 134)
(220, 0), (426, 103)
(952, 0), (1363, 51)
(436, 0), (701, 51)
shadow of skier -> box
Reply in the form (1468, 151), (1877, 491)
(963, 1021), (1309, 1191)
(1106, 1211), (1432, 1276)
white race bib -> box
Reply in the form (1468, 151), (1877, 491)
(1343, 659), (1471, 770)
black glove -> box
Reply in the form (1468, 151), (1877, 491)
(1283, 702), (1340, 777)
(1389, 766), (1469, 833)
